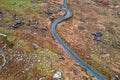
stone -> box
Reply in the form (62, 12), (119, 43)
(58, 55), (65, 60)
(94, 36), (102, 42)
(39, 77), (45, 80)
(101, 50), (107, 54)
(112, 44), (117, 48)
(111, 75), (120, 80)
(33, 43), (39, 49)
(12, 14), (17, 17)
(95, 31), (103, 37)
(43, 0), (47, 3)
(53, 71), (62, 79)
(91, 31), (103, 42)
(37, 59), (41, 62)
(32, 24), (38, 29)
(40, 26), (48, 31)
(91, 32), (96, 36)
(0, 54), (6, 69)
(46, 10), (52, 16)
(0, 18), (2, 21)
(11, 2), (16, 5)
(117, 11), (120, 15)
(32, 21), (38, 29)
(80, 18), (86, 22)
(78, 26), (84, 30)
(86, 1), (91, 5)
(32, 5), (36, 9)
(0, 33), (7, 37)
(0, 10), (2, 14)
(55, 5), (62, 12)
(12, 20), (24, 28)
(19, 4), (23, 7)
(84, 77), (92, 80)
(71, 67), (79, 75)
(15, 20), (22, 24)
(73, 77), (79, 80)
(91, 31), (103, 37)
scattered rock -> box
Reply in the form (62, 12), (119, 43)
(31, 5), (36, 9)
(0, 10), (2, 14)
(111, 43), (117, 48)
(12, 13), (17, 17)
(11, 20), (24, 28)
(0, 18), (2, 21)
(86, 1), (92, 5)
(0, 45), (7, 69)
(0, 33), (7, 37)
(33, 43), (39, 49)
(0, 54), (6, 69)
(86, 56), (91, 59)
(28, 18), (34, 22)
(73, 77), (79, 80)
(11, 2), (16, 5)
(45, 10), (52, 16)
(43, 0), (47, 3)
(83, 77), (92, 80)
(71, 67), (79, 75)
(117, 11), (120, 15)
(101, 50), (107, 54)
(91, 31), (103, 37)
(31, 24), (38, 29)
(19, 4), (23, 7)
(111, 42), (120, 49)
(72, 77), (79, 80)
(40, 26), (48, 31)
(78, 26), (84, 30)
(15, 20), (20, 24)
(80, 18), (86, 22)
(53, 71), (62, 79)
(93, 36), (102, 42)
(37, 59), (41, 62)
(55, 5), (62, 12)
(95, 31), (103, 37)
(91, 31), (103, 42)
(111, 75), (120, 80)
(58, 54), (65, 60)
(39, 77), (45, 80)
(31, 21), (38, 29)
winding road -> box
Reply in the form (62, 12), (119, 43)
(50, 0), (105, 80)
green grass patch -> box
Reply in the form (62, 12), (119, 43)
(0, 0), (40, 11)
(0, 28), (8, 34)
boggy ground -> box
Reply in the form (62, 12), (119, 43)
(0, 0), (98, 80)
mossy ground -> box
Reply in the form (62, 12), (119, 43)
(0, 0), (39, 11)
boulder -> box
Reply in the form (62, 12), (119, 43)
(0, 33), (7, 37)
(101, 50), (107, 54)
(11, 2), (16, 5)
(33, 43), (39, 49)
(53, 71), (62, 79)
(45, 10), (52, 16)
(117, 11), (120, 15)
(111, 75), (120, 80)
(91, 31), (103, 42)
(39, 77), (45, 80)
(0, 10), (2, 14)
(0, 18), (2, 21)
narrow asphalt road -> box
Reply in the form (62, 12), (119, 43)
(50, 0), (105, 80)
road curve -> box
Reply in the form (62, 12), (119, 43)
(50, 0), (105, 80)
